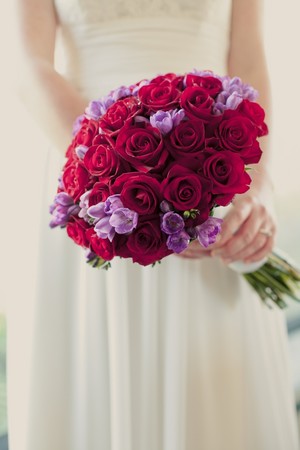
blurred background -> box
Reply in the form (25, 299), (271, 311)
(0, 0), (300, 448)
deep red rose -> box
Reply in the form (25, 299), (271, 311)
(150, 73), (185, 90)
(66, 218), (90, 248)
(99, 97), (142, 136)
(166, 119), (205, 158)
(138, 79), (181, 112)
(185, 74), (222, 98)
(75, 118), (99, 147)
(88, 179), (111, 206)
(83, 144), (123, 178)
(63, 161), (92, 202)
(180, 86), (214, 121)
(111, 173), (162, 214)
(162, 164), (205, 211)
(215, 110), (262, 164)
(118, 216), (172, 266)
(199, 149), (251, 206)
(115, 122), (168, 172)
(237, 100), (268, 137)
(86, 229), (116, 261)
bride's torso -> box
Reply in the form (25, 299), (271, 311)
(54, 0), (232, 98)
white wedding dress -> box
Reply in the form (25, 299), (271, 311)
(8, 0), (300, 449)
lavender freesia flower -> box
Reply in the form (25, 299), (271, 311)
(160, 200), (173, 213)
(72, 114), (85, 136)
(78, 190), (91, 221)
(94, 216), (115, 242)
(85, 95), (115, 119)
(150, 109), (185, 135)
(49, 192), (80, 228)
(111, 86), (131, 101)
(195, 217), (223, 248)
(161, 212), (184, 235)
(87, 203), (106, 222)
(213, 76), (258, 115)
(167, 230), (190, 253)
(75, 145), (89, 160)
(104, 194), (124, 214)
(109, 208), (138, 234)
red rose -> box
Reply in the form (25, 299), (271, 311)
(99, 97), (142, 136)
(138, 79), (181, 112)
(162, 164), (205, 211)
(66, 218), (90, 248)
(83, 144), (123, 178)
(118, 216), (172, 266)
(180, 86), (214, 121)
(237, 100), (268, 137)
(63, 161), (92, 202)
(200, 149), (251, 206)
(111, 173), (162, 214)
(88, 179), (111, 206)
(166, 119), (205, 158)
(215, 110), (262, 164)
(75, 118), (99, 147)
(115, 122), (168, 172)
(86, 229), (116, 261)
(185, 74), (222, 98)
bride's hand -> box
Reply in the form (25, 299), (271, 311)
(210, 191), (276, 264)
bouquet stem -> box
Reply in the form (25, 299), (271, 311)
(243, 250), (300, 309)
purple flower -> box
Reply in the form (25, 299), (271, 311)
(195, 217), (223, 248)
(85, 96), (115, 119)
(104, 195), (124, 214)
(111, 86), (131, 101)
(167, 230), (190, 253)
(150, 109), (185, 135)
(75, 145), (89, 160)
(109, 208), (138, 234)
(94, 216), (115, 242)
(161, 212), (184, 235)
(72, 114), (85, 136)
(160, 200), (173, 213)
(87, 203), (106, 222)
(78, 190), (91, 221)
(49, 193), (80, 228)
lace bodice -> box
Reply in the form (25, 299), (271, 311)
(55, 0), (231, 25)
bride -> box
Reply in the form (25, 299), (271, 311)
(12, 0), (299, 449)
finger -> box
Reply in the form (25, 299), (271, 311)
(210, 197), (254, 250)
(243, 236), (275, 263)
(223, 232), (269, 263)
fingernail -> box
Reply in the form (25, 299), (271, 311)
(212, 250), (222, 257)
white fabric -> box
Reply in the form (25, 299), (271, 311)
(8, 0), (300, 449)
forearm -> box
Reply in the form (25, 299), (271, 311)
(19, 59), (88, 154)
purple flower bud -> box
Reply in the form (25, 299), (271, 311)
(160, 200), (173, 213)
(49, 192), (79, 228)
(150, 109), (185, 135)
(195, 217), (223, 248)
(104, 195), (124, 215)
(111, 86), (131, 101)
(85, 249), (97, 262)
(109, 208), (138, 234)
(167, 231), (190, 253)
(161, 212), (184, 235)
(150, 111), (174, 134)
(55, 192), (74, 207)
(75, 145), (89, 160)
(72, 114), (85, 136)
(78, 190), (91, 221)
(171, 109), (185, 127)
(87, 203), (106, 222)
(94, 216), (115, 242)
(226, 93), (243, 110)
(85, 100), (103, 120)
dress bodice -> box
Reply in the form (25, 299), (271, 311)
(54, 0), (232, 99)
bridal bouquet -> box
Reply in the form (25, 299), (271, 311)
(50, 69), (300, 308)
